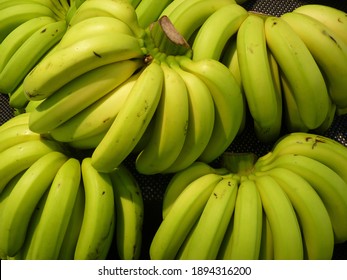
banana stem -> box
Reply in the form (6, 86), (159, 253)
(221, 152), (258, 175)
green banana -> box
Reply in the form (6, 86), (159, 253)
(162, 57), (215, 173)
(91, 61), (164, 173)
(178, 56), (244, 162)
(150, 173), (223, 259)
(75, 157), (115, 260)
(258, 212), (274, 260)
(181, 175), (238, 260)
(49, 72), (139, 143)
(262, 167), (334, 259)
(135, 0), (173, 29)
(281, 11), (347, 109)
(9, 83), (29, 110)
(0, 151), (68, 257)
(293, 4), (347, 46)
(135, 61), (189, 174)
(23, 32), (144, 101)
(219, 177), (263, 260)
(237, 14), (281, 142)
(28, 59), (142, 133)
(264, 16), (330, 130)
(109, 164), (144, 260)
(0, 113), (30, 133)
(192, 3), (248, 61)
(253, 174), (304, 259)
(0, 139), (65, 194)
(25, 158), (81, 260)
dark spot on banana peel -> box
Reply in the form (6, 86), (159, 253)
(93, 51), (102, 58)
(41, 28), (47, 33)
(102, 191), (105, 195)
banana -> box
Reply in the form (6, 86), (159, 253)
(135, 61), (189, 174)
(109, 164), (144, 260)
(219, 177), (263, 260)
(25, 158), (81, 260)
(264, 16), (330, 130)
(253, 174), (304, 260)
(161, 56), (215, 173)
(257, 132), (347, 185)
(0, 123), (43, 153)
(313, 97), (336, 134)
(25, 99), (44, 113)
(0, 16), (56, 73)
(128, 0), (142, 8)
(256, 153), (347, 244)
(23, 32), (144, 101)
(0, 3), (57, 42)
(260, 167), (334, 259)
(280, 72), (309, 132)
(75, 157), (115, 260)
(135, 0), (173, 29)
(0, 139), (65, 194)
(159, 0), (186, 18)
(181, 175), (239, 260)
(237, 14), (281, 142)
(178, 56), (244, 162)
(149, 173), (223, 260)
(28, 59), (142, 134)
(281, 12), (347, 109)
(0, 113), (30, 133)
(69, 0), (144, 38)
(165, 0), (237, 41)
(162, 161), (229, 219)
(68, 131), (106, 150)
(0, 19), (67, 94)
(9, 83), (29, 110)
(293, 4), (347, 46)
(58, 182), (85, 260)
(258, 212), (274, 260)
(49, 72), (139, 143)
(57, 16), (136, 51)
(192, 3), (248, 61)
(0, 151), (68, 257)
(91, 61), (164, 173)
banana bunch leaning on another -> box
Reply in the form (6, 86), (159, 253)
(150, 132), (347, 260)
(0, 114), (145, 260)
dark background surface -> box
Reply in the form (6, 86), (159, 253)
(0, 0), (346, 260)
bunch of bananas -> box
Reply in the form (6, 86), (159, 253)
(0, 115), (144, 260)
(150, 132), (347, 260)
(185, 2), (347, 142)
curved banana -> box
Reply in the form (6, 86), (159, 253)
(181, 175), (239, 260)
(49, 72), (139, 143)
(253, 174), (304, 260)
(262, 167), (334, 259)
(162, 161), (229, 219)
(237, 14), (281, 142)
(0, 151), (68, 257)
(162, 56), (215, 173)
(257, 153), (347, 244)
(281, 12), (347, 109)
(264, 16), (330, 130)
(293, 4), (347, 46)
(58, 182), (85, 260)
(67, 131), (106, 150)
(0, 19), (67, 94)
(165, 0), (237, 41)
(135, 61), (189, 174)
(8, 83), (29, 110)
(149, 173), (223, 260)
(258, 212), (274, 260)
(75, 157), (115, 260)
(0, 3), (56, 42)
(0, 16), (56, 73)
(69, 0), (144, 38)
(25, 158), (81, 260)
(192, 3), (248, 61)
(91, 61), (164, 173)
(0, 113), (30, 133)
(219, 177), (263, 260)
(57, 16), (135, 51)
(0, 139), (65, 194)
(109, 164), (144, 260)
(23, 32), (144, 101)
(28, 59), (142, 133)
(0, 123), (43, 153)
(178, 56), (244, 162)
(257, 132), (347, 185)
(135, 0), (173, 29)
